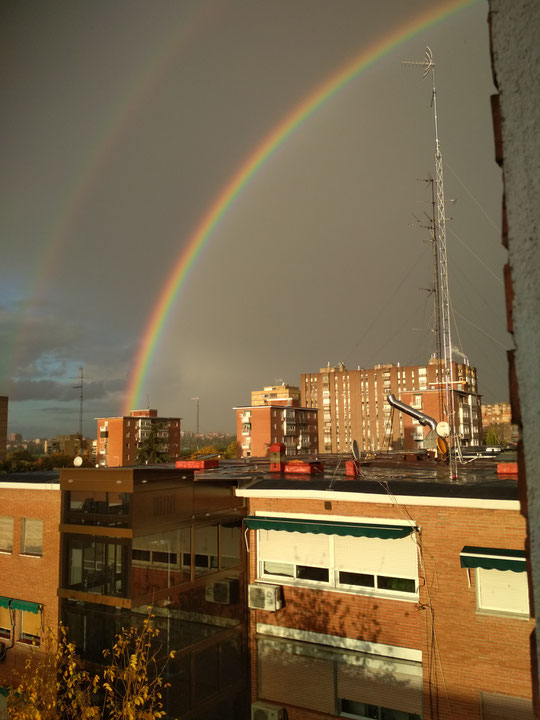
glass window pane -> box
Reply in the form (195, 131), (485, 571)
(339, 571), (375, 588)
(263, 562), (294, 577)
(220, 523), (241, 568)
(0, 517), (13, 553)
(21, 519), (43, 556)
(296, 566), (329, 582)
(377, 576), (416, 594)
(194, 525), (218, 577)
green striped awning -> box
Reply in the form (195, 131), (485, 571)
(10, 600), (40, 614)
(0, 597), (10, 609)
(460, 546), (526, 572)
(245, 516), (413, 539)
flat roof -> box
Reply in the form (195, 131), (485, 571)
(189, 458), (519, 504)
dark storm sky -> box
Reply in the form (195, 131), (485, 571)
(0, 0), (507, 438)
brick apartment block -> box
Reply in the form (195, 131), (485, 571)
(96, 408), (181, 467)
(0, 474), (61, 689)
(238, 463), (534, 720)
(301, 357), (482, 454)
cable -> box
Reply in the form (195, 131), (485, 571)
(344, 247), (427, 364)
(453, 311), (509, 351)
(447, 227), (503, 286)
(444, 160), (500, 235)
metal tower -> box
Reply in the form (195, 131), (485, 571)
(403, 47), (458, 479)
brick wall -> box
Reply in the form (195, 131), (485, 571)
(0, 484), (61, 685)
(247, 495), (532, 719)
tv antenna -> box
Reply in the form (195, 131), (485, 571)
(403, 47), (458, 480)
(73, 367), (84, 452)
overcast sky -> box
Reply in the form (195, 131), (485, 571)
(0, 0), (508, 439)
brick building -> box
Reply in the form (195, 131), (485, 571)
(0, 396), (7, 461)
(235, 404), (318, 459)
(0, 473), (61, 691)
(96, 409), (181, 467)
(237, 463), (534, 720)
(481, 402), (518, 445)
(301, 356), (481, 454)
(251, 384), (301, 407)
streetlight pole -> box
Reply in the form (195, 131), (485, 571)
(192, 397), (200, 446)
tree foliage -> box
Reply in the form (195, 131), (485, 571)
(135, 423), (170, 465)
(6, 615), (174, 720)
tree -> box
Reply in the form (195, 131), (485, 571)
(135, 423), (170, 465)
(485, 424), (502, 446)
(6, 615), (174, 720)
(223, 441), (240, 459)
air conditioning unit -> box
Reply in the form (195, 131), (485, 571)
(248, 583), (282, 612)
(251, 701), (286, 720)
(205, 578), (239, 605)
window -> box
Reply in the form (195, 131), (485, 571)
(476, 568), (529, 616)
(258, 529), (418, 599)
(20, 519), (43, 556)
(0, 517), (13, 553)
(258, 636), (422, 718)
(0, 604), (13, 639)
(19, 609), (42, 645)
(480, 691), (534, 720)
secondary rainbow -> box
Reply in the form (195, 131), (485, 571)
(123, 0), (478, 414)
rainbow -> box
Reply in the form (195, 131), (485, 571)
(4, 1), (220, 386)
(123, 0), (479, 414)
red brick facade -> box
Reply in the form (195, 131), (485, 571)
(0, 482), (61, 686)
(245, 494), (533, 720)
(235, 405), (318, 459)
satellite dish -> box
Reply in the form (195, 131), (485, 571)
(73, 456), (83, 467)
(352, 440), (361, 461)
(436, 422), (450, 438)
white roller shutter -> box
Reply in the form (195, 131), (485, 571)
(476, 568), (529, 615)
(334, 534), (418, 579)
(338, 660), (422, 715)
(481, 692), (534, 720)
(259, 530), (330, 567)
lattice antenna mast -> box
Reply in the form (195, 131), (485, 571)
(403, 47), (457, 480)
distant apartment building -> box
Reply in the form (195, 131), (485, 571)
(301, 356), (482, 453)
(96, 409), (181, 467)
(481, 401), (518, 444)
(8, 433), (22, 445)
(235, 403), (318, 458)
(44, 434), (90, 456)
(251, 384), (301, 407)
(0, 397), (7, 461)
(0, 473), (61, 690)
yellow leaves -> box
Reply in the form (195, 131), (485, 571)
(169, 650), (176, 659)
(130, 653), (138, 670)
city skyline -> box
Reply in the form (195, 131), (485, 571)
(0, 0), (508, 438)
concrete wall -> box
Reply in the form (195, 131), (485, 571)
(488, 0), (540, 708)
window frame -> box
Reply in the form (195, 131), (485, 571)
(0, 516), (14, 554)
(258, 531), (419, 601)
(475, 567), (530, 618)
(20, 518), (43, 557)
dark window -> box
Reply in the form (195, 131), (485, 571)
(63, 535), (129, 598)
(340, 699), (379, 718)
(153, 551), (177, 565)
(132, 549), (151, 562)
(339, 571), (375, 588)
(296, 565), (329, 582)
(65, 491), (130, 528)
(378, 576), (416, 594)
